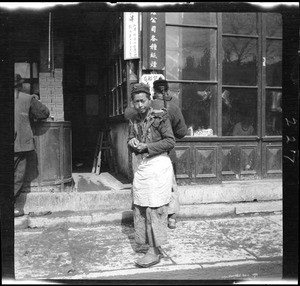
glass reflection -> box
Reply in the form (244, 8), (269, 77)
(265, 90), (282, 136)
(166, 51), (181, 81)
(222, 13), (258, 35)
(180, 83), (217, 136)
(222, 37), (258, 85)
(166, 27), (217, 81)
(222, 88), (257, 136)
(266, 40), (282, 87)
(166, 12), (216, 26)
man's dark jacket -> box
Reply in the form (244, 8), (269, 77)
(14, 92), (50, 152)
(125, 95), (188, 140)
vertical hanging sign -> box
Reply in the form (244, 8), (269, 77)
(124, 12), (140, 60)
(142, 12), (165, 71)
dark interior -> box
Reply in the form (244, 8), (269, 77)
(12, 8), (112, 173)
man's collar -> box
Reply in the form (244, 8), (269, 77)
(136, 107), (153, 122)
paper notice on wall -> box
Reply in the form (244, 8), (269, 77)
(140, 73), (165, 98)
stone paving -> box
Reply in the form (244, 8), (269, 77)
(14, 213), (282, 280)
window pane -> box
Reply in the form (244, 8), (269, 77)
(266, 40), (282, 87)
(166, 51), (181, 81)
(166, 27), (217, 81)
(266, 13), (282, 38)
(265, 90), (282, 135)
(222, 37), (258, 86)
(166, 12), (216, 26)
(168, 82), (181, 107)
(222, 88), (257, 136)
(179, 83), (217, 136)
(222, 13), (258, 35)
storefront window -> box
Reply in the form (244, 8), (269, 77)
(222, 88), (257, 136)
(265, 90), (282, 136)
(266, 40), (282, 87)
(166, 12), (216, 26)
(172, 83), (217, 136)
(166, 27), (217, 81)
(222, 37), (258, 86)
(222, 13), (258, 35)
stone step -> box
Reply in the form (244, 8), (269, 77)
(14, 200), (282, 230)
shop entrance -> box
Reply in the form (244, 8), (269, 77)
(61, 11), (110, 173)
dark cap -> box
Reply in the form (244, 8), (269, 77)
(14, 74), (25, 86)
(153, 79), (168, 90)
(131, 83), (151, 95)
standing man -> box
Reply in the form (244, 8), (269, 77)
(14, 74), (50, 217)
(128, 83), (175, 267)
(152, 79), (188, 229)
(125, 79), (188, 229)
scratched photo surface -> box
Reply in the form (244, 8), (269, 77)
(0, 1), (298, 284)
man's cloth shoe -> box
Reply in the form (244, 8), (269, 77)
(135, 252), (161, 268)
(168, 218), (176, 229)
(14, 208), (24, 217)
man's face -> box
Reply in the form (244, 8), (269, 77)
(132, 92), (151, 114)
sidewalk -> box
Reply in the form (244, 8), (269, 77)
(14, 212), (283, 280)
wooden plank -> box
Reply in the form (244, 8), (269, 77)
(92, 131), (102, 173)
(95, 132), (104, 174)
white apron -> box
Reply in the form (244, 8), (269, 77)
(132, 152), (173, 208)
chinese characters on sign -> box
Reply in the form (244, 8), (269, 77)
(149, 12), (158, 69)
(124, 12), (140, 60)
(142, 12), (165, 71)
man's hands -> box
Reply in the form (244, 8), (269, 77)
(135, 142), (147, 153)
(128, 138), (139, 148)
(128, 138), (148, 153)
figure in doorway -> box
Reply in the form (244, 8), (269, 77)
(14, 74), (50, 217)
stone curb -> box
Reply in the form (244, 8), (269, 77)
(15, 200), (282, 230)
(50, 258), (283, 280)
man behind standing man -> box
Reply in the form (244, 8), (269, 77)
(14, 74), (50, 217)
(151, 79), (188, 229)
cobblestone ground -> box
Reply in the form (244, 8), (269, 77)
(14, 213), (282, 280)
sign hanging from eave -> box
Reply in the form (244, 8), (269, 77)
(124, 12), (140, 60)
(142, 12), (166, 71)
